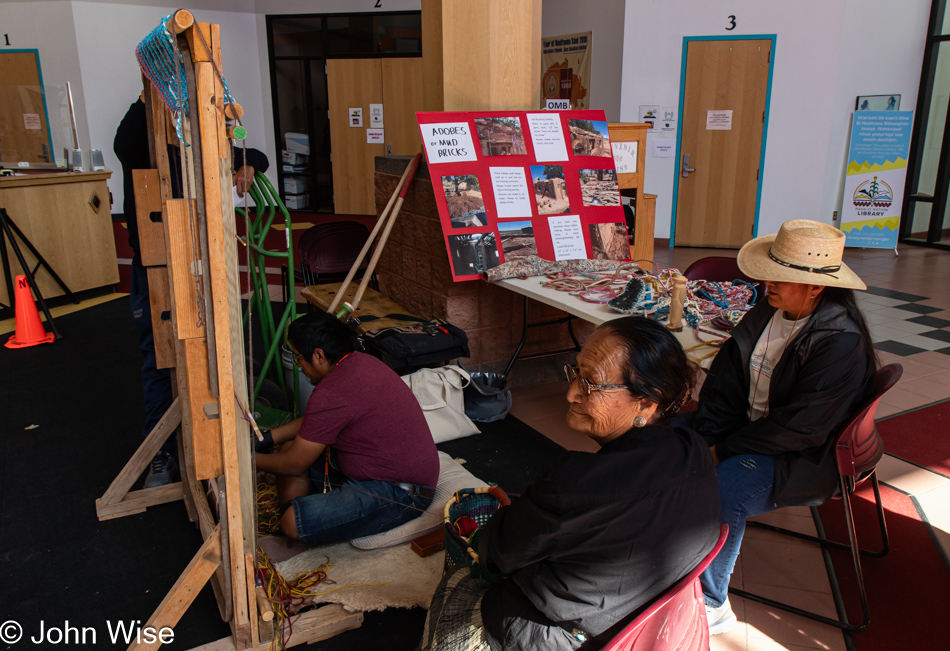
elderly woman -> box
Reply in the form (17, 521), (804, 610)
(684, 220), (877, 633)
(421, 317), (720, 651)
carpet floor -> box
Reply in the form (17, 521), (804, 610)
(0, 296), (567, 650)
(878, 399), (950, 476)
(816, 479), (950, 650)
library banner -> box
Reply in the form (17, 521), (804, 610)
(841, 111), (913, 248)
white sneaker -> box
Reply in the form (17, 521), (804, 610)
(705, 598), (737, 635)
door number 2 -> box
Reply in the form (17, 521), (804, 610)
(726, 16), (736, 30)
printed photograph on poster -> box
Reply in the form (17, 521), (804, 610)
(475, 117), (527, 156)
(489, 167), (534, 218)
(568, 119), (612, 157)
(448, 232), (500, 277)
(548, 214), (587, 260)
(530, 165), (571, 215)
(588, 222), (629, 260)
(856, 95), (900, 111)
(498, 220), (538, 262)
(441, 175), (486, 228)
(526, 112), (569, 161)
(420, 122), (478, 163)
(578, 169), (620, 206)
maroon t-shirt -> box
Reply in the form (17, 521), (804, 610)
(298, 352), (439, 488)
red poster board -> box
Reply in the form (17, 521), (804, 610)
(417, 110), (627, 282)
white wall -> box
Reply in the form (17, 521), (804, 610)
(541, 0), (625, 121)
(620, 0), (930, 241)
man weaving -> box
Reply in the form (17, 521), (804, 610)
(256, 312), (439, 543)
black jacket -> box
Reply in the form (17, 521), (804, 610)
(478, 425), (720, 651)
(114, 99), (268, 259)
(689, 299), (873, 506)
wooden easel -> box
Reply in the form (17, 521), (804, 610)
(98, 10), (363, 650)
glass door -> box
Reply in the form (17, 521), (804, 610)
(903, 0), (950, 248)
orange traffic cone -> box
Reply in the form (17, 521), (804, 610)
(4, 275), (55, 349)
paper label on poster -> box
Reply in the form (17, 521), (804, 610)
(366, 128), (384, 143)
(23, 113), (41, 130)
(489, 167), (533, 218)
(369, 104), (383, 127)
(526, 113), (568, 161)
(421, 122), (478, 163)
(349, 107), (363, 127)
(612, 141), (638, 173)
(639, 105), (659, 131)
(706, 110), (733, 130)
(548, 215), (587, 260)
(651, 138), (675, 158)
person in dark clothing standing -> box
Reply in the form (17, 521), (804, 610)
(682, 219), (876, 634)
(420, 318), (720, 651)
(114, 93), (268, 487)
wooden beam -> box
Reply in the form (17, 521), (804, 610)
(189, 605), (364, 651)
(133, 169), (168, 267)
(96, 398), (181, 516)
(182, 338), (223, 479)
(165, 199), (206, 340)
(127, 525), (222, 651)
(146, 266), (177, 370)
(96, 483), (184, 521)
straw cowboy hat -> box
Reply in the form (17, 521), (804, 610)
(737, 219), (866, 290)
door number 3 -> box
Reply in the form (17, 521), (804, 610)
(726, 15), (736, 30)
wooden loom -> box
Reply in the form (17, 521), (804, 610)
(95, 10), (362, 650)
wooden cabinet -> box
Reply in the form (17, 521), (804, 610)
(608, 123), (655, 262)
(0, 171), (117, 304)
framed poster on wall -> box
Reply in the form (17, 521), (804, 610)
(416, 110), (627, 282)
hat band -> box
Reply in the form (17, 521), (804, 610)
(768, 248), (840, 279)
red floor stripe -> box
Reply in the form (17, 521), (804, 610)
(817, 481), (950, 649)
(878, 400), (950, 475)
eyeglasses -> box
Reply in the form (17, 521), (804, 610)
(292, 351), (305, 366)
(564, 365), (628, 396)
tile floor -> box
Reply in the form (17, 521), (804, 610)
(509, 243), (950, 651)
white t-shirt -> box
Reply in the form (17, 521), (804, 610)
(748, 310), (810, 421)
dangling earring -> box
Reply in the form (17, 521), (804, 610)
(633, 416), (646, 428)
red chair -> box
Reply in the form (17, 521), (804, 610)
(602, 524), (728, 651)
(682, 256), (756, 285)
(730, 363), (903, 632)
(298, 221), (373, 287)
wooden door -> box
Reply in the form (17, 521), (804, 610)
(674, 40), (771, 248)
(328, 59), (385, 215)
(0, 51), (54, 165)
(382, 58), (425, 156)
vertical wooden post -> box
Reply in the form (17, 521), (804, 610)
(667, 274), (688, 332)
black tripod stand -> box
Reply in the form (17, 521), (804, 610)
(0, 207), (78, 340)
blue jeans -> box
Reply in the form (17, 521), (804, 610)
(701, 454), (778, 607)
(130, 259), (174, 450)
(290, 462), (433, 544)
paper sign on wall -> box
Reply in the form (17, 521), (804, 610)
(651, 138), (675, 158)
(366, 128), (384, 144)
(370, 104), (384, 127)
(706, 110), (733, 130)
(418, 109), (628, 282)
(23, 113), (41, 130)
(639, 105), (659, 131)
(349, 108), (363, 127)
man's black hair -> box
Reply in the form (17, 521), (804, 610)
(288, 312), (355, 364)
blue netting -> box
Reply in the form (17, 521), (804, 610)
(135, 12), (240, 144)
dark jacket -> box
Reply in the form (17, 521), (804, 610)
(689, 298), (873, 506)
(478, 424), (720, 651)
(114, 98), (268, 259)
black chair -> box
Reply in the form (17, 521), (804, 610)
(729, 363), (903, 632)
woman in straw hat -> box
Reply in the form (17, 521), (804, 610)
(681, 219), (878, 634)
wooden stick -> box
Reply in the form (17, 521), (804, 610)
(169, 9), (194, 34)
(254, 586), (274, 622)
(350, 153), (422, 312)
(327, 154), (420, 315)
(666, 273), (687, 332)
